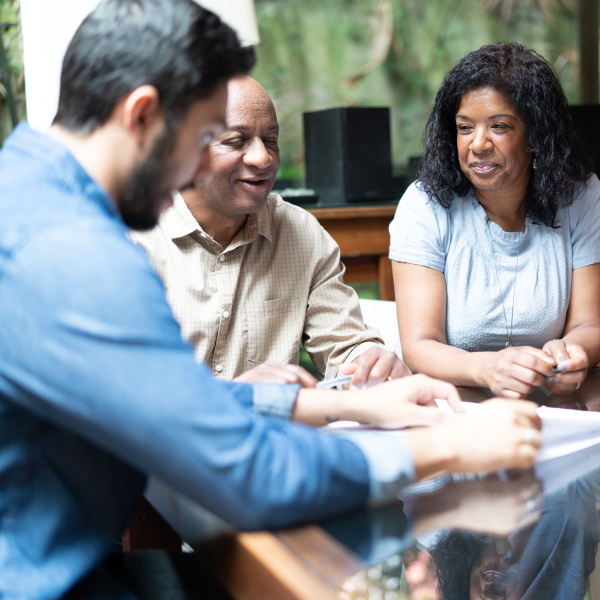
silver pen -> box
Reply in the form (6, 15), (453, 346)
(316, 374), (353, 389)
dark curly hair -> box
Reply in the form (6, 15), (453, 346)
(418, 42), (593, 227)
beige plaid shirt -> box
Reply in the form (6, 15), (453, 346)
(130, 192), (384, 380)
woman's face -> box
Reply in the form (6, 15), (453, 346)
(455, 87), (532, 197)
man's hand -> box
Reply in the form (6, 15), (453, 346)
(234, 362), (317, 387)
(341, 373), (464, 429)
(338, 346), (411, 389)
(408, 399), (542, 477)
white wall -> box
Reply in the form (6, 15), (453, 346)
(19, 0), (258, 132)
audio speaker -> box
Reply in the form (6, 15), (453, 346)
(303, 107), (394, 205)
(569, 104), (600, 177)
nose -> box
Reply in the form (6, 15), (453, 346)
(243, 137), (272, 169)
(470, 126), (493, 154)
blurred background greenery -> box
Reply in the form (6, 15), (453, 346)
(0, 0), (584, 166)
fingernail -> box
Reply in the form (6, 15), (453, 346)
(350, 384), (360, 391)
(554, 364), (568, 373)
(558, 355), (568, 363)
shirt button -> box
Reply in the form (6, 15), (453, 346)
(222, 310), (230, 318)
(219, 255), (225, 262)
(215, 364), (223, 372)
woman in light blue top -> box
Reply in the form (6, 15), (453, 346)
(390, 42), (600, 399)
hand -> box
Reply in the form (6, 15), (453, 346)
(338, 346), (411, 389)
(234, 362), (317, 388)
(484, 346), (555, 398)
(412, 470), (542, 537)
(433, 399), (542, 473)
(345, 373), (464, 429)
(542, 339), (589, 394)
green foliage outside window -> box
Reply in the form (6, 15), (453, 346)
(0, 0), (24, 144)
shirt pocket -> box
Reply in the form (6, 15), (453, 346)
(245, 298), (301, 365)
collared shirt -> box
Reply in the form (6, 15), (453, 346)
(0, 124), (415, 600)
(130, 193), (384, 381)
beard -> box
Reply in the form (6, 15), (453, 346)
(121, 127), (176, 231)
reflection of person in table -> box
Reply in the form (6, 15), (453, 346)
(131, 75), (410, 390)
(430, 476), (600, 600)
(390, 42), (600, 399)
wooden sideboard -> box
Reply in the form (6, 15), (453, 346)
(307, 204), (397, 301)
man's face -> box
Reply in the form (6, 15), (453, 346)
(122, 84), (227, 230)
(192, 78), (280, 219)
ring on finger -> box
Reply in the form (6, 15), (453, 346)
(523, 428), (538, 446)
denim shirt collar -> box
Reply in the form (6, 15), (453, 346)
(7, 122), (122, 223)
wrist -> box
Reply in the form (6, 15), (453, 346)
(402, 425), (459, 480)
(471, 352), (496, 388)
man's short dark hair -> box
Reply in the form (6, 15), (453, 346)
(53, 0), (255, 133)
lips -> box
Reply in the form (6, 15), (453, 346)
(470, 161), (498, 174)
(239, 178), (268, 187)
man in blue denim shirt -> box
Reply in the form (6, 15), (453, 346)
(0, 1), (542, 598)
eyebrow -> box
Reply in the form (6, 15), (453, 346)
(224, 124), (280, 133)
(455, 113), (518, 121)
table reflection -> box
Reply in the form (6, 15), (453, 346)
(311, 374), (600, 600)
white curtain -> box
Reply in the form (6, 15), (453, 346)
(20, 0), (258, 132)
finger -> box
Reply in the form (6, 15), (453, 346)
(510, 349), (555, 376)
(549, 368), (587, 385)
(409, 374), (465, 412)
(337, 362), (357, 375)
(560, 344), (589, 372)
(280, 364), (318, 388)
(541, 340), (569, 366)
(389, 358), (412, 379)
(349, 353), (379, 389)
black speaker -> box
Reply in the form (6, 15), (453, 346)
(569, 104), (600, 177)
(303, 107), (394, 205)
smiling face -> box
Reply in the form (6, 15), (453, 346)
(455, 87), (532, 200)
(189, 76), (280, 223)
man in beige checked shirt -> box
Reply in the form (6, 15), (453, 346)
(131, 75), (409, 388)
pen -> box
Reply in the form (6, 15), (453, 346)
(316, 374), (353, 389)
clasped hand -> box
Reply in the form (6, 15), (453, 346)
(485, 340), (588, 398)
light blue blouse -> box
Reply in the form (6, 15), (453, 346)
(389, 178), (600, 352)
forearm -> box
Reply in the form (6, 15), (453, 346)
(562, 325), (600, 366)
(403, 339), (494, 388)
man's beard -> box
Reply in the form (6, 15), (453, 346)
(121, 128), (176, 231)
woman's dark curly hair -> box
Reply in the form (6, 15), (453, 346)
(418, 42), (593, 227)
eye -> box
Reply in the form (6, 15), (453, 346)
(220, 137), (247, 147)
(456, 123), (472, 133)
(264, 137), (279, 148)
(491, 122), (509, 131)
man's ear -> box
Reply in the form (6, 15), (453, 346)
(121, 85), (163, 149)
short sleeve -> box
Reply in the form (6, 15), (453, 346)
(388, 182), (450, 272)
(569, 175), (600, 270)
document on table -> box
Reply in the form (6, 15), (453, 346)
(327, 400), (600, 464)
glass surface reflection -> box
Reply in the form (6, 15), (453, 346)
(318, 444), (600, 600)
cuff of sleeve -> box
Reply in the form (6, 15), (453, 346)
(344, 342), (388, 366)
(251, 382), (300, 420)
(331, 431), (416, 506)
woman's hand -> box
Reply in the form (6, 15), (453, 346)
(542, 339), (589, 394)
(484, 346), (555, 398)
(234, 362), (317, 387)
